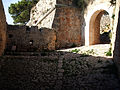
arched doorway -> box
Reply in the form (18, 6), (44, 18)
(89, 10), (111, 45)
(0, 0), (6, 55)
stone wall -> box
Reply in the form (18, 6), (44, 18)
(27, 0), (56, 29)
(53, 5), (83, 49)
(0, 0), (6, 55)
(112, 0), (120, 78)
(27, 0), (84, 49)
(6, 25), (56, 52)
(57, 0), (73, 5)
(84, 0), (114, 45)
(27, 0), (115, 49)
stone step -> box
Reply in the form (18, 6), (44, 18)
(3, 55), (38, 59)
(4, 52), (41, 56)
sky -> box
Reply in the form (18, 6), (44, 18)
(2, 0), (21, 25)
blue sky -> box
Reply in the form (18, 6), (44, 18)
(2, 0), (21, 25)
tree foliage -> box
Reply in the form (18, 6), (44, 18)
(9, 0), (39, 24)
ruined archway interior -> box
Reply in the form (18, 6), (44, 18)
(100, 11), (111, 44)
(89, 10), (111, 45)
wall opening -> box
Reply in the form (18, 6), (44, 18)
(89, 10), (111, 45)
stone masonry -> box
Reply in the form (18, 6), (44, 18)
(0, 0), (6, 55)
(6, 25), (56, 52)
(27, 0), (56, 29)
(53, 5), (82, 49)
(112, 0), (120, 78)
(27, 0), (84, 49)
(27, 0), (115, 48)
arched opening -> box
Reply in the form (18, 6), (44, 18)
(89, 10), (111, 45)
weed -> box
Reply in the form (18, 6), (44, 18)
(112, 14), (115, 19)
(86, 49), (95, 55)
(71, 49), (80, 53)
(80, 49), (95, 56)
(110, 0), (116, 5)
(81, 53), (89, 57)
(105, 48), (112, 56)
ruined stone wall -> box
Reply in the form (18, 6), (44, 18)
(27, 0), (56, 29)
(52, 5), (83, 49)
(6, 25), (56, 52)
(0, 0), (6, 55)
(27, 0), (84, 49)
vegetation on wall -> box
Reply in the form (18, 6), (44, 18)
(74, 0), (116, 10)
(73, 0), (94, 10)
(110, 0), (116, 5)
(74, 0), (87, 9)
(8, 0), (116, 24)
(9, 0), (39, 24)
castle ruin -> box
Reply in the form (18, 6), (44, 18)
(0, 0), (120, 76)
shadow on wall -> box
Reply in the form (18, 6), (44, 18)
(0, 0), (6, 56)
(113, 11), (120, 77)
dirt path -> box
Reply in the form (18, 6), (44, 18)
(58, 44), (111, 57)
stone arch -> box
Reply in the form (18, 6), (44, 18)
(89, 10), (110, 45)
(84, 0), (115, 45)
(0, 0), (6, 55)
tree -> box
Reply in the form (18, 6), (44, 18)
(9, 0), (39, 24)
